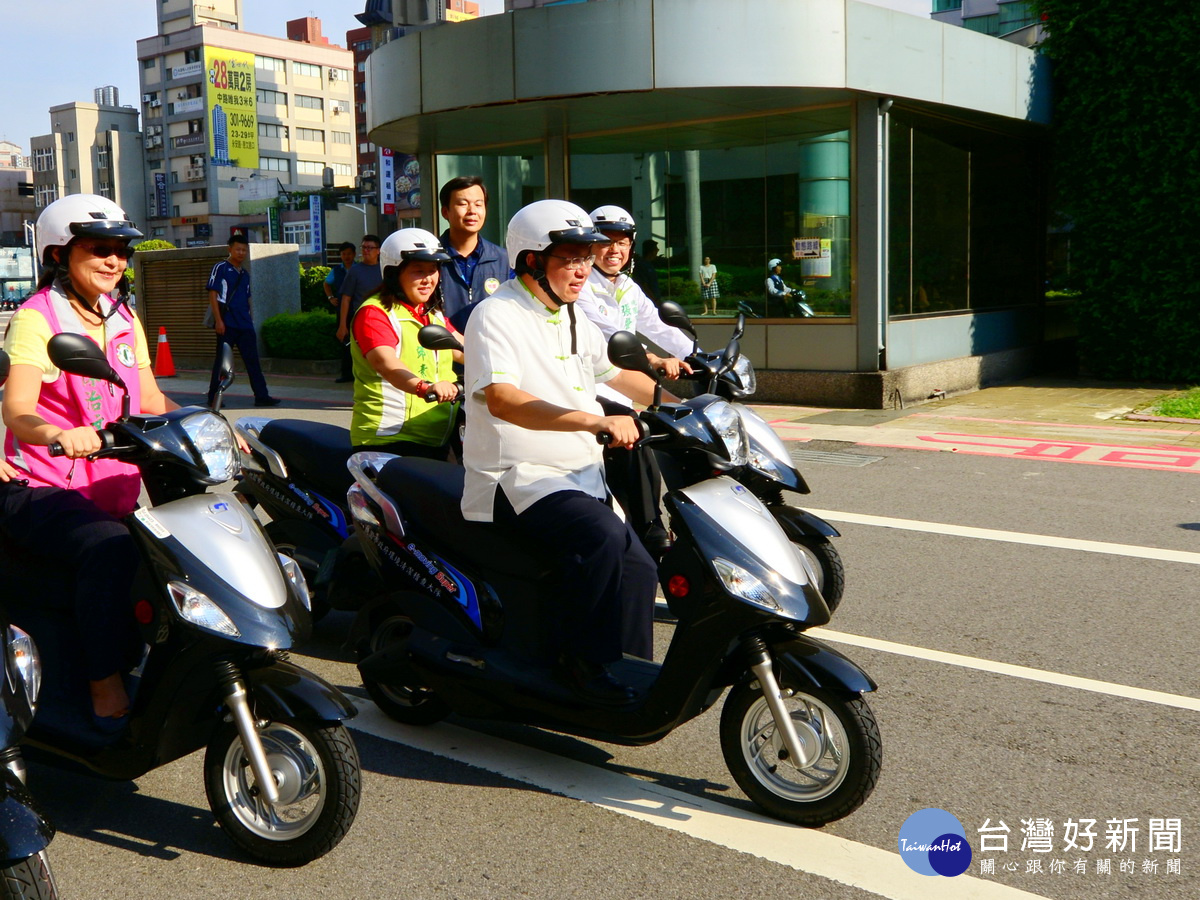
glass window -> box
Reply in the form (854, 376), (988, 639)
(963, 14), (1000, 35)
(283, 221), (312, 250)
(332, 131), (352, 144)
(297, 160), (324, 175)
(998, 0), (1037, 32)
(257, 88), (286, 106)
(292, 62), (322, 78)
(261, 156), (290, 173)
(295, 94), (323, 111)
(255, 55), (285, 72)
(332, 162), (352, 176)
(435, 149), (546, 237)
(889, 110), (1041, 316)
(296, 127), (324, 143)
(569, 107), (852, 318)
(258, 122), (288, 139)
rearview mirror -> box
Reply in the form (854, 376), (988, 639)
(657, 300), (697, 342)
(48, 333), (125, 388)
(418, 324), (463, 353)
(607, 331), (656, 379)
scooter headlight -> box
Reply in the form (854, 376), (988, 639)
(736, 405), (795, 480)
(279, 553), (312, 611)
(181, 411), (239, 484)
(729, 356), (756, 398)
(6, 626), (41, 711)
(704, 400), (749, 466)
(168, 581), (241, 637)
(712, 558), (780, 611)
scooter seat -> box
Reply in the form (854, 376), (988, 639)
(377, 457), (555, 580)
(259, 419), (357, 504)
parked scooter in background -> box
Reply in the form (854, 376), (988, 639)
(0, 349), (59, 898)
(0, 337), (362, 867)
(660, 302), (845, 611)
(351, 332), (882, 827)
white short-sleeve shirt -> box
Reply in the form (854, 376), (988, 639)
(461, 277), (619, 522)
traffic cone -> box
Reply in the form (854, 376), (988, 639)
(154, 326), (176, 377)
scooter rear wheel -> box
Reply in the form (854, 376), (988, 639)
(720, 681), (880, 827)
(357, 609), (450, 726)
(0, 851), (57, 900)
(204, 719), (361, 867)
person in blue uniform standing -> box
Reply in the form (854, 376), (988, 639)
(437, 175), (511, 333)
(206, 234), (278, 407)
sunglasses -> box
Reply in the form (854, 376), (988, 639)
(78, 243), (135, 260)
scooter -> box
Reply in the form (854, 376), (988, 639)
(0, 336), (362, 867)
(349, 331), (881, 827)
(233, 416), (380, 620)
(655, 302), (845, 610)
(0, 350), (58, 898)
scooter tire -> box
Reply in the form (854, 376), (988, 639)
(791, 537), (844, 614)
(357, 609), (450, 726)
(0, 851), (58, 900)
(205, 718), (361, 867)
(720, 681), (880, 827)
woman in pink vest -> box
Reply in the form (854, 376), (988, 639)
(1, 194), (178, 726)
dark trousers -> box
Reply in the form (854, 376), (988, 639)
(493, 488), (657, 662)
(0, 482), (141, 681)
(209, 326), (270, 404)
(598, 397), (665, 547)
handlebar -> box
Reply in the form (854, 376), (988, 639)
(48, 429), (117, 459)
(423, 383), (464, 404)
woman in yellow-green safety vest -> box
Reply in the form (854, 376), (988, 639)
(349, 227), (463, 458)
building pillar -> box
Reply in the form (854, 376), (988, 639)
(854, 98), (887, 373)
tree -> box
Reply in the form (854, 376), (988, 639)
(1033, 1), (1200, 380)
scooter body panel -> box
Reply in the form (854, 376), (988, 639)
(769, 503), (841, 540)
(0, 771), (53, 868)
(773, 634), (878, 696)
(245, 659), (358, 724)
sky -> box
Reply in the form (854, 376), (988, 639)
(1, 0), (928, 154)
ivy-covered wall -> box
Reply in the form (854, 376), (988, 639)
(1034, 1), (1200, 380)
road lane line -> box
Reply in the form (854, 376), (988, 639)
(350, 701), (1047, 900)
(805, 507), (1200, 565)
(810, 629), (1200, 713)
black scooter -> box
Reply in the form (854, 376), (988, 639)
(350, 332), (882, 826)
(0, 350), (58, 898)
(0, 337), (361, 867)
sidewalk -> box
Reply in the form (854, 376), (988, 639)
(752, 377), (1200, 455)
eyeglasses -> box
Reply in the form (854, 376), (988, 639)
(79, 243), (134, 260)
(546, 253), (595, 269)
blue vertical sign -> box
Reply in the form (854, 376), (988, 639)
(154, 172), (169, 218)
(309, 194), (324, 256)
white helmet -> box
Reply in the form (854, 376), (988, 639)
(36, 193), (142, 265)
(768, 258), (783, 269)
(379, 227), (451, 270)
(505, 199), (609, 271)
(589, 205), (636, 240)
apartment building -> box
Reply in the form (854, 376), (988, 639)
(931, 0), (1044, 44)
(135, 0), (356, 247)
(28, 101), (146, 230)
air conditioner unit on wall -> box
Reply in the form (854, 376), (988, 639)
(150, 99), (162, 108)
(142, 94), (153, 104)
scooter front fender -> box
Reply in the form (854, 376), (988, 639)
(771, 634), (876, 696)
(0, 770), (53, 867)
(769, 504), (841, 540)
(245, 660), (358, 725)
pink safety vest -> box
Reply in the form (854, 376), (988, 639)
(4, 286), (144, 517)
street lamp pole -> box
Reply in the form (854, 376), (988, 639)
(344, 203), (368, 237)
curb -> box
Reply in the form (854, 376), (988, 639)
(1125, 413), (1200, 425)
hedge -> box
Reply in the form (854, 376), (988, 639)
(261, 309), (341, 359)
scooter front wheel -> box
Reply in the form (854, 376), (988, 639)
(0, 851), (58, 900)
(720, 681), (880, 827)
(204, 719), (361, 867)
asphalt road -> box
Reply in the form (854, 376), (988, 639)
(3, 386), (1198, 899)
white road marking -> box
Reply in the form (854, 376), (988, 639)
(811, 629), (1200, 713)
(806, 507), (1200, 565)
(351, 701), (1047, 900)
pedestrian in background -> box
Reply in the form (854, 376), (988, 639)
(207, 234), (278, 408)
(324, 240), (357, 382)
(438, 175), (511, 333)
(699, 255), (719, 315)
(336, 234), (382, 348)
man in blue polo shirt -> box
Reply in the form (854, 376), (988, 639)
(206, 234), (278, 407)
(438, 175), (511, 333)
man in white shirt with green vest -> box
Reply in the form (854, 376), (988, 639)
(462, 200), (661, 706)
